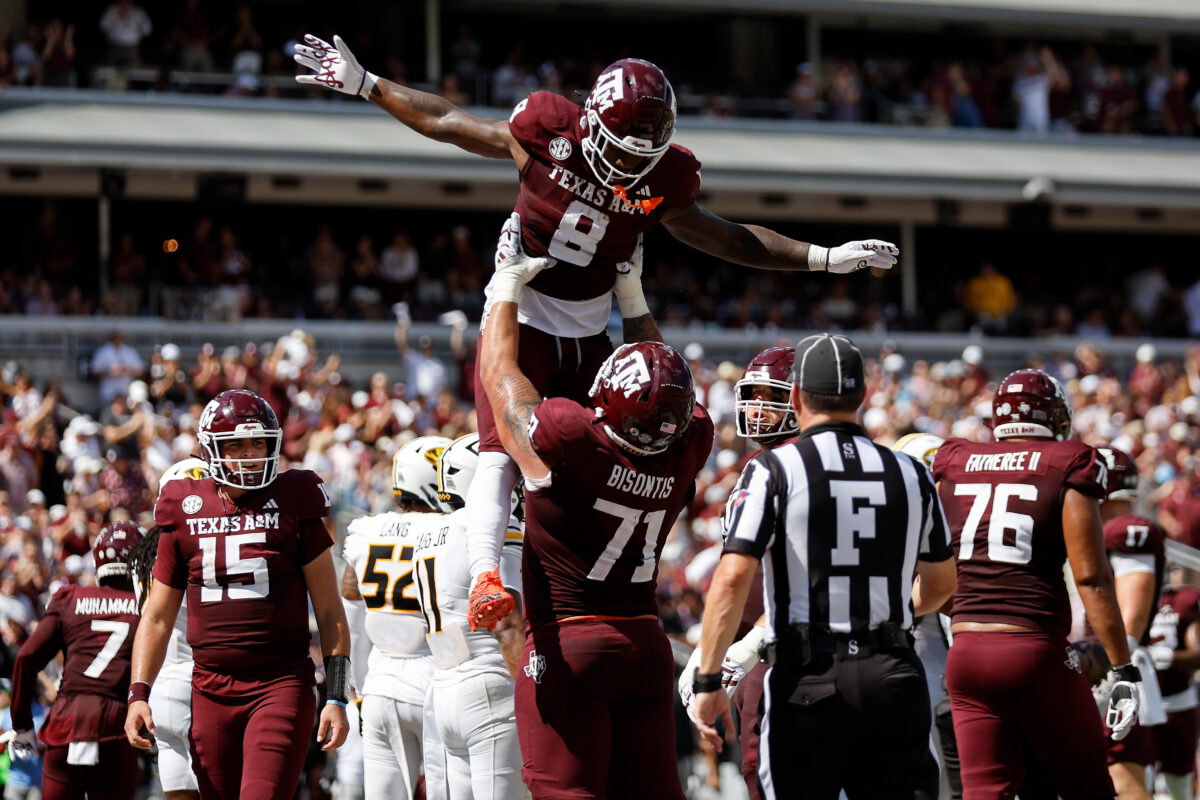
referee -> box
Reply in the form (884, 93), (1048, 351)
(694, 333), (957, 800)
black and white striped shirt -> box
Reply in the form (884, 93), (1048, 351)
(723, 422), (952, 641)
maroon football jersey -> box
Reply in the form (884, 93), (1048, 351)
(11, 584), (139, 744)
(1103, 513), (1165, 644)
(522, 398), (713, 628)
(508, 91), (702, 302)
(1149, 585), (1200, 696)
(153, 469), (332, 680)
(932, 438), (1107, 638)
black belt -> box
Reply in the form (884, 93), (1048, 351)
(764, 622), (914, 666)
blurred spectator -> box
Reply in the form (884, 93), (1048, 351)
(170, 0), (213, 71)
(787, 62), (819, 120)
(150, 342), (191, 410)
(948, 63), (983, 128)
(0, 437), (36, 515)
(1101, 65), (1137, 135)
(346, 234), (384, 319)
(99, 0), (152, 67)
(109, 231), (146, 317)
(446, 226), (483, 312)
(23, 281), (57, 316)
(229, 4), (263, 76)
(98, 441), (150, 518)
(491, 44), (534, 108)
(10, 26), (43, 86)
(41, 19), (76, 88)
(190, 342), (224, 404)
(1013, 46), (1069, 135)
(0, 27), (12, 87)
(90, 330), (143, 407)
(178, 216), (218, 286)
(438, 73), (469, 106)
(1186, 274), (1200, 337)
(1126, 265), (1170, 324)
(1075, 307), (1111, 340)
(449, 23), (481, 101)
(393, 304), (447, 404)
(965, 262), (1017, 334)
(1161, 67), (1194, 137)
(306, 224), (344, 317)
(213, 226), (252, 321)
(380, 230), (418, 306)
(827, 62), (862, 122)
(1159, 459), (1200, 548)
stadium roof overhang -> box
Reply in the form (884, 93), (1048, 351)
(3, 91), (1200, 229)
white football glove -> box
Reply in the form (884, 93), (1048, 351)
(678, 646), (703, 724)
(7, 729), (38, 761)
(294, 34), (377, 99)
(720, 626), (765, 697)
(487, 213), (556, 304)
(808, 239), (899, 274)
(1106, 665), (1141, 742)
(1146, 643), (1174, 670)
(613, 234), (650, 318)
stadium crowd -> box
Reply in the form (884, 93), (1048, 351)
(4, 3), (1200, 137)
(0, 313), (1198, 794)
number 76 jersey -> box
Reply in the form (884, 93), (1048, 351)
(932, 438), (1108, 639)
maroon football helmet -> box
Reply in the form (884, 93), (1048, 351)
(735, 347), (797, 448)
(1097, 446), (1139, 501)
(991, 369), (1073, 441)
(197, 389), (283, 488)
(94, 521), (145, 582)
(590, 342), (694, 455)
(581, 58), (677, 190)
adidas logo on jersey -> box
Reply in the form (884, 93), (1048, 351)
(636, 185), (653, 197)
(263, 498), (279, 509)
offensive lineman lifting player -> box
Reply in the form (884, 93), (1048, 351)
(293, 37), (900, 633)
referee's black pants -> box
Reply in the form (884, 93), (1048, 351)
(759, 646), (939, 800)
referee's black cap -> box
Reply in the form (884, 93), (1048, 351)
(792, 333), (864, 396)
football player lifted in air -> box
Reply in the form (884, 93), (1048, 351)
(341, 435), (450, 800)
(477, 246), (713, 799)
(414, 432), (526, 800)
(10, 521), (143, 800)
(294, 37), (899, 635)
(933, 370), (1140, 799)
(126, 389), (351, 800)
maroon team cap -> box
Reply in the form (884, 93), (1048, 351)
(792, 333), (864, 396)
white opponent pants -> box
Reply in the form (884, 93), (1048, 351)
(149, 674), (198, 793)
(422, 669), (526, 800)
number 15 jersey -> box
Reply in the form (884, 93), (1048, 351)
(153, 470), (333, 681)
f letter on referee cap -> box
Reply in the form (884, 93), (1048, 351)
(792, 334), (865, 396)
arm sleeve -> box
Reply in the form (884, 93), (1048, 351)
(341, 595), (370, 693)
(919, 464), (954, 562)
(722, 456), (779, 560)
(11, 592), (66, 731)
(1064, 444), (1108, 500)
(298, 518), (334, 566)
(151, 529), (188, 590)
(529, 398), (590, 469)
(500, 522), (523, 596)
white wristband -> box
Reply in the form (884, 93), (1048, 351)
(807, 244), (829, 271)
(489, 272), (523, 305)
(614, 279), (650, 319)
(360, 71), (379, 100)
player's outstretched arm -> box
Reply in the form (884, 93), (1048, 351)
(303, 548), (351, 751)
(126, 580), (184, 750)
(662, 203), (898, 274)
(294, 34), (521, 162)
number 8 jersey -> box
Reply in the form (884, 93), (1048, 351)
(152, 469), (333, 680)
(504, 91), (701, 338)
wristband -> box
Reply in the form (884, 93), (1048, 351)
(807, 244), (830, 271)
(1113, 663), (1141, 683)
(127, 681), (151, 704)
(324, 655), (351, 705)
(693, 670), (723, 695)
(325, 699), (348, 708)
(360, 71), (378, 100)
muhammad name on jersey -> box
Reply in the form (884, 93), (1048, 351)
(74, 596), (138, 616)
(545, 164), (658, 216)
(183, 512), (281, 535)
(607, 465), (675, 499)
(962, 451), (1045, 473)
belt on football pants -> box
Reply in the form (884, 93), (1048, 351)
(765, 622), (914, 666)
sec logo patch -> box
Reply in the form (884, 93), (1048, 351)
(182, 495), (203, 514)
(548, 136), (571, 161)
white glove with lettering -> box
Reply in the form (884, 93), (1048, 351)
(487, 213), (555, 304)
(294, 34), (377, 99)
(1146, 643), (1174, 670)
(7, 729), (38, 761)
(808, 239), (899, 273)
(721, 626), (765, 697)
(1106, 664), (1141, 742)
(613, 234), (650, 318)
(678, 646), (703, 724)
